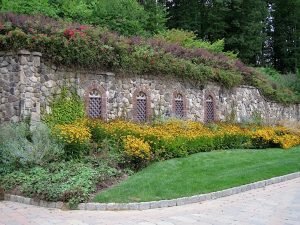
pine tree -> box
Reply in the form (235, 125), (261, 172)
(272, 0), (300, 73)
(223, 0), (267, 65)
(165, 0), (267, 65)
(138, 0), (167, 34)
(166, 0), (201, 34)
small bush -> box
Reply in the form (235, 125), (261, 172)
(90, 124), (109, 145)
(123, 135), (151, 169)
(0, 162), (90, 207)
(0, 160), (122, 208)
(54, 121), (91, 160)
(43, 87), (85, 126)
(0, 122), (64, 169)
(156, 29), (229, 55)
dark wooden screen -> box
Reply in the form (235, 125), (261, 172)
(136, 92), (147, 122)
(88, 90), (102, 118)
(174, 93), (184, 118)
(205, 95), (214, 123)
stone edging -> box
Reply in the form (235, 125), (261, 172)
(3, 172), (300, 211)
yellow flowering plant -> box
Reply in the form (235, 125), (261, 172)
(54, 122), (91, 144)
(53, 121), (92, 159)
(58, 118), (300, 161)
(123, 135), (151, 160)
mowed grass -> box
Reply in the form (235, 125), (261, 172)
(93, 147), (300, 203)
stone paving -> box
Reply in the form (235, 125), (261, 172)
(1, 177), (300, 225)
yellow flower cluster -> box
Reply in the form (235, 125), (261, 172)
(55, 122), (91, 144)
(91, 119), (300, 149)
(123, 135), (151, 160)
(252, 126), (300, 149)
(98, 119), (248, 141)
(63, 119), (299, 150)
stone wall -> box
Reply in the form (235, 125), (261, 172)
(0, 51), (41, 123)
(1, 51), (299, 124)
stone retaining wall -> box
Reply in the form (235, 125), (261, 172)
(0, 51), (41, 123)
(1, 51), (299, 124)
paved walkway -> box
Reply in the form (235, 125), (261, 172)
(1, 177), (300, 225)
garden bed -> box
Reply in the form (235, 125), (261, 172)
(1, 115), (300, 208)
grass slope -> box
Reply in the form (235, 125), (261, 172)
(94, 148), (300, 203)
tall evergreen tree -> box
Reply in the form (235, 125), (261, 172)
(223, 0), (267, 65)
(166, 0), (202, 35)
(272, 0), (300, 73)
(138, 0), (167, 34)
(165, 0), (267, 65)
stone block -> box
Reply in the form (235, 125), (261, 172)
(4, 194), (10, 201)
(19, 56), (28, 65)
(0, 61), (9, 67)
(138, 202), (151, 210)
(127, 203), (139, 210)
(16, 196), (24, 203)
(158, 200), (176, 208)
(95, 204), (107, 211)
(10, 195), (17, 202)
(30, 199), (40, 206)
(0, 187), (4, 201)
(105, 203), (118, 211)
(176, 197), (188, 206)
(150, 201), (161, 209)
(0, 68), (8, 74)
(40, 200), (48, 208)
(86, 203), (97, 210)
(48, 202), (56, 208)
(33, 57), (41, 67)
(18, 50), (31, 55)
(77, 203), (86, 210)
(23, 197), (31, 205)
(186, 196), (200, 204)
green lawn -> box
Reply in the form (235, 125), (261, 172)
(93, 147), (300, 203)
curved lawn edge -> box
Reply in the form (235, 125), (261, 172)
(3, 171), (300, 211)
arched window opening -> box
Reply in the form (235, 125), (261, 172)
(205, 95), (215, 123)
(88, 89), (102, 118)
(136, 91), (147, 122)
(174, 93), (184, 118)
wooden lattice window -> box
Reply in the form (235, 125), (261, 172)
(205, 95), (215, 123)
(136, 91), (147, 122)
(174, 93), (184, 118)
(88, 90), (102, 118)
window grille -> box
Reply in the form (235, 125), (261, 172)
(205, 95), (214, 123)
(88, 90), (102, 118)
(174, 93), (184, 118)
(136, 91), (147, 122)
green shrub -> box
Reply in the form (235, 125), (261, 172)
(215, 70), (243, 88)
(90, 125), (109, 145)
(43, 87), (85, 126)
(63, 142), (89, 161)
(161, 138), (188, 159)
(0, 161), (122, 208)
(0, 122), (64, 169)
(1, 0), (57, 17)
(155, 29), (237, 58)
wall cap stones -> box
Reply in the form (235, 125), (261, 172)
(32, 52), (42, 57)
(18, 50), (31, 55)
(0, 51), (13, 56)
(3, 172), (300, 211)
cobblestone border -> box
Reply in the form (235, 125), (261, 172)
(3, 172), (300, 211)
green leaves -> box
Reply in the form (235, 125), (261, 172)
(1, 0), (57, 17)
(43, 87), (85, 126)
